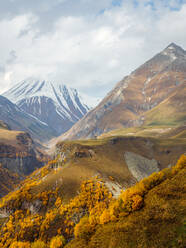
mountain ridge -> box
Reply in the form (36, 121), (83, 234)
(57, 43), (186, 141)
(3, 78), (90, 136)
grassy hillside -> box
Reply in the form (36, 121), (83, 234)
(18, 135), (186, 203)
(100, 124), (186, 140)
(66, 155), (186, 248)
(143, 83), (186, 127)
(0, 154), (185, 248)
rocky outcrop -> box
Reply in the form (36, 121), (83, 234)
(124, 151), (159, 181)
(0, 131), (45, 176)
(0, 165), (20, 198)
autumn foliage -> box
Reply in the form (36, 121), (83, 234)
(0, 154), (185, 247)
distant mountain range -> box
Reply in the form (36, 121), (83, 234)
(3, 78), (89, 138)
(58, 43), (186, 140)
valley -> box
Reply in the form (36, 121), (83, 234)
(0, 43), (185, 248)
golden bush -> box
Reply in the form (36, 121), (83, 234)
(74, 216), (94, 240)
(50, 235), (66, 248)
(10, 241), (31, 248)
(31, 240), (47, 248)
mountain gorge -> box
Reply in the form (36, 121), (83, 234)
(59, 43), (186, 140)
(3, 79), (89, 137)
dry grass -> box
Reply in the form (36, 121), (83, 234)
(31, 135), (186, 202)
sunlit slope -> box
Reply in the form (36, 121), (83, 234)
(143, 82), (186, 127)
(0, 153), (185, 248)
(1, 135), (185, 204)
(100, 125), (186, 140)
(57, 43), (186, 141)
(66, 155), (186, 248)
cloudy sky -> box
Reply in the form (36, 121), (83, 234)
(0, 0), (186, 105)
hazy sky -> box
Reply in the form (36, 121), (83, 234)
(0, 0), (186, 105)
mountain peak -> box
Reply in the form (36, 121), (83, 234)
(164, 42), (185, 53)
(166, 42), (180, 49)
(161, 42), (185, 61)
(3, 78), (90, 136)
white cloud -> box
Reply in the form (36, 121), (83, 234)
(0, 1), (186, 105)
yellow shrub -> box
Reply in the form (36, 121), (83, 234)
(99, 209), (111, 224)
(50, 235), (66, 248)
(55, 197), (62, 208)
(131, 195), (143, 210)
(172, 154), (186, 174)
(31, 240), (47, 248)
(74, 216), (94, 240)
(10, 241), (31, 248)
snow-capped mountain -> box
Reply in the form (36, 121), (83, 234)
(3, 78), (90, 136)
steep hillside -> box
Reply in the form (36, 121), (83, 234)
(0, 165), (20, 198)
(3, 78), (89, 136)
(143, 81), (186, 126)
(0, 154), (185, 248)
(52, 136), (186, 200)
(0, 95), (55, 142)
(0, 128), (45, 176)
(0, 134), (185, 203)
(99, 124), (186, 140)
(58, 43), (186, 140)
(66, 155), (186, 248)
(0, 120), (47, 197)
(0, 121), (10, 130)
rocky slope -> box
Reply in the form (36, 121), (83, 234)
(58, 43), (186, 140)
(3, 78), (89, 136)
(0, 120), (50, 197)
(0, 165), (20, 198)
(0, 95), (56, 142)
(0, 127), (45, 176)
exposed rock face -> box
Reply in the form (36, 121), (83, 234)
(0, 156), (42, 175)
(0, 130), (44, 175)
(3, 78), (89, 137)
(124, 151), (159, 181)
(22, 200), (42, 215)
(58, 43), (186, 140)
(0, 165), (20, 198)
